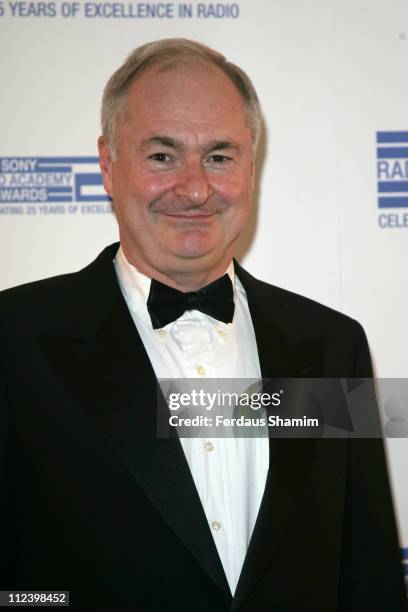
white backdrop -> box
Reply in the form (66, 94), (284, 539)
(1, 0), (407, 580)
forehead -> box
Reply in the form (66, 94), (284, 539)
(121, 62), (250, 140)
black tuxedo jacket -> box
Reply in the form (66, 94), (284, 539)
(0, 243), (406, 611)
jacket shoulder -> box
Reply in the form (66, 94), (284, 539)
(236, 263), (362, 335)
(236, 266), (372, 377)
(0, 272), (78, 330)
(263, 278), (359, 328)
(0, 243), (118, 326)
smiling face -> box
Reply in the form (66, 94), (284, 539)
(98, 61), (255, 289)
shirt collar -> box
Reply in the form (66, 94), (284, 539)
(114, 245), (236, 328)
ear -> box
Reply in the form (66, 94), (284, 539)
(98, 136), (114, 198)
(250, 161), (256, 187)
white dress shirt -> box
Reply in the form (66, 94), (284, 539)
(114, 246), (269, 595)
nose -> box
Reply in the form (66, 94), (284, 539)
(172, 161), (212, 206)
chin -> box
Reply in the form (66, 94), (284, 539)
(170, 234), (218, 260)
(173, 248), (213, 261)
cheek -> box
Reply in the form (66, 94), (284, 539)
(124, 172), (177, 205)
(139, 174), (176, 200)
(211, 173), (252, 204)
(110, 166), (171, 209)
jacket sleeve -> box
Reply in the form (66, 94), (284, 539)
(338, 321), (407, 611)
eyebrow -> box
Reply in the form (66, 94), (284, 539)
(142, 135), (242, 154)
(206, 140), (242, 153)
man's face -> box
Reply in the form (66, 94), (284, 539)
(99, 62), (255, 285)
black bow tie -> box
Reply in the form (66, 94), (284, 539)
(146, 274), (235, 329)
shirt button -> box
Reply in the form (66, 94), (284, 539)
(211, 520), (221, 532)
(196, 365), (206, 376)
(204, 441), (214, 452)
(217, 329), (226, 337)
(157, 329), (166, 336)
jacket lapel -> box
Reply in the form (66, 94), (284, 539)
(233, 262), (321, 607)
(40, 243), (230, 598)
(234, 262), (324, 379)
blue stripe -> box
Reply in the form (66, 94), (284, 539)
(402, 548), (408, 560)
(45, 187), (72, 194)
(36, 157), (98, 163)
(377, 132), (408, 144)
(43, 197), (72, 203)
(378, 181), (408, 193)
(75, 194), (111, 202)
(47, 195), (72, 200)
(0, 197), (73, 204)
(403, 564), (408, 576)
(35, 166), (72, 173)
(0, 157), (99, 172)
(378, 196), (408, 208)
(0, 157), (98, 163)
(0, 167), (72, 174)
(377, 148), (408, 159)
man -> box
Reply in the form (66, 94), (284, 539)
(0, 39), (406, 611)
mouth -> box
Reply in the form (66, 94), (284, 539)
(163, 212), (215, 217)
(159, 211), (217, 222)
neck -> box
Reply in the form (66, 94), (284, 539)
(121, 245), (233, 292)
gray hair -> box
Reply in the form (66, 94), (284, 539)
(101, 38), (262, 158)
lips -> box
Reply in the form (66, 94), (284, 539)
(160, 211), (216, 218)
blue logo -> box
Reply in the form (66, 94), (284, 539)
(0, 157), (112, 216)
(376, 133), (408, 228)
(377, 132), (408, 208)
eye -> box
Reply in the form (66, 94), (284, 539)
(149, 152), (171, 163)
(209, 154), (231, 163)
(206, 154), (233, 166)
